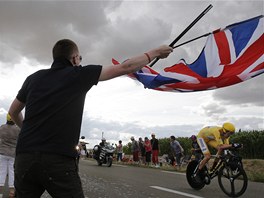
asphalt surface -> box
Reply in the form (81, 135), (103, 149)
(2, 159), (264, 198)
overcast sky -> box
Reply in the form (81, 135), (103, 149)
(0, 0), (263, 148)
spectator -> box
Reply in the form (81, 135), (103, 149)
(130, 137), (139, 164)
(144, 137), (152, 166)
(0, 114), (20, 198)
(138, 137), (146, 165)
(79, 136), (88, 160)
(168, 153), (176, 166)
(116, 140), (123, 162)
(150, 133), (160, 167)
(190, 135), (202, 161)
(170, 135), (184, 169)
(8, 39), (172, 197)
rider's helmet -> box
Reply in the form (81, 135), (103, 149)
(6, 113), (12, 122)
(6, 113), (15, 125)
(222, 122), (235, 133)
(190, 135), (197, 141)
(94, 145), (99, 151)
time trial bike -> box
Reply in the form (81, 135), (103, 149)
(186, 147), (248, 197)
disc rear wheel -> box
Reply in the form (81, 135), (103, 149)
(186, 160), (205, 190)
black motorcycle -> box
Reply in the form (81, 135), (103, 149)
(93, 144), (115, 167)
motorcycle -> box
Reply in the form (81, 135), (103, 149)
(93, 143), (115, 167)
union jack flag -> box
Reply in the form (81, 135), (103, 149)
(113, 15), (264, 92)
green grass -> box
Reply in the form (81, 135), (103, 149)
(243, 159), (264, 182)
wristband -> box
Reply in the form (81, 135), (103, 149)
(144, 53), (151, 63)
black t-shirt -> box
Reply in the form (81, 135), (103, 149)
(192, 141), (202, 153)
(16, 58), (102, 157)
(151, 138), (159, 150)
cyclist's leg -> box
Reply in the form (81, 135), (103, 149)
(207, 141), (221, 171)
(197, 138), (211, 171)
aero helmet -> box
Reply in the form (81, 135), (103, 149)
(222, 122), (235, 133)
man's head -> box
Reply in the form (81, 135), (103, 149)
(101, 138), (106, 142)
(190, 135), (197, 142)
(170, 135), (176, 141)
(52, 39), (82, 66)
(221, 122), (235, 138)
(151, 133), (155, 139)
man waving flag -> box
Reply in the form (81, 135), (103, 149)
(113, 15), (264, 92)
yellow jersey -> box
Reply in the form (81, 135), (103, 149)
(197, 126), (229, 149)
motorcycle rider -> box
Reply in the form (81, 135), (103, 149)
(99, 138), (106, 160)
(100, 138), (106, 147)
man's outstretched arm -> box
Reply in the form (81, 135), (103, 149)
(99, 45), (173, 81)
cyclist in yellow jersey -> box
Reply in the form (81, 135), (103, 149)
(196, 122), (240, 174)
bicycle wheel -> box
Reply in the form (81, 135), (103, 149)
(218, 165), (248, 197)
(186, 160), (205, 190)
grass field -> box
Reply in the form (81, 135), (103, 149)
(243, 159), (264, 182)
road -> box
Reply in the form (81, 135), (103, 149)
(3, 159), (264, 197)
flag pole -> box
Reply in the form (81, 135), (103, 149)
(172, 32), (211, 49)
(149, 4), (213, 67)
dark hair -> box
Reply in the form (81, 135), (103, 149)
(170, 135), (176, 140)
(52, 39), (78, 60)
(119, 140), (122, 143)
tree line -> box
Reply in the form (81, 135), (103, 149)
(122, 130), (264, 159)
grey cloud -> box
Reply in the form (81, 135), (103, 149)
(213, 75), (264, 107)
(92, 17), (172, 66)
(0, 1), (119, 66)
(1, 1), (263, 68)
(201, 102), (227, 118)
(219, 116), (264, 132)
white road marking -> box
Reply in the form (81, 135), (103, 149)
(161, 170), (186, 176)
(113, 164), (128, 168)
(150, 186), (204, 198)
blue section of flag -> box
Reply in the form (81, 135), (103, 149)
(188, 50), (208, 77)
(229, 17), (260, 57)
